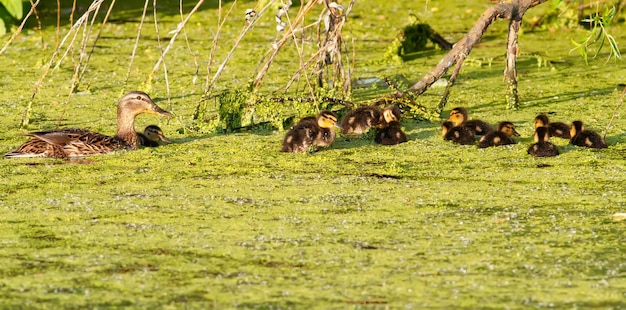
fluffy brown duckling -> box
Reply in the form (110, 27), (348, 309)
(534, 114), (570, 139)
(478, 121), (519, 148)
(281, 111), (340, 153)
(441, 121), (475, 145)
(448, 107), (493, 136)
(4, 91), (172, 158)
(374, 105), (407, 145)
(340, 105), (382, 135)
(138, 125), (171, 147)
(527, 126), (559, 157)
(569, 120), (607, 149)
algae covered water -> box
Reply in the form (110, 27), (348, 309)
(0, 1), (625, 308)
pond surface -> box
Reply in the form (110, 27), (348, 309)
(0, 1), (625, 308)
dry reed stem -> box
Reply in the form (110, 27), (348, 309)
(149, 0), (206, 83)
(206, 0), (276, 93)
(179, 0), (200, 85)
(0, 0), (42, 55)
(604, 85), (625, 140)
(280, 1), (317, 99)
(124, 0), (151, 87)
(203, 0), (232, 94)
(152, 0), (171, 102)
(282, 44), (326, 93)
(20, 0), (104, 127)
(27, 0), (44, 50)
(77, 0), (117, 86)
(253, 0), (318, 92)
(69, 1), (103, 93)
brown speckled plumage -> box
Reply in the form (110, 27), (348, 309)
(5, 91), (171, 158)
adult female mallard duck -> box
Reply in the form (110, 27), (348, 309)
(340, 105), (382, 135)
(527, 126), (559, 157)
(4, 91), (172, 158)
(374, 105), (407, 145)
(281, 110), (340, 153)
(569, 120), (607, 149)
(478, 121), (519, 148)
(448, 107), (493, 136)
(534, 114), (570, 139)
(441, 121), (475, 145)
(138, 125), (171, 147)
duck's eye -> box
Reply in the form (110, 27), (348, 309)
(136, 95), (142, 100)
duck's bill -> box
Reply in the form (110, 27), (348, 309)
(333, 123), (343, 130)
(158, 134), (172, 143)
(149, 105), (173, 117)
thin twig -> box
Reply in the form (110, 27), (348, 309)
(281, 0), (317, 99)
(253, 0), (318, 91)
(153, 0), (171, 111)
(179, 0), (200, 85)
(21, 0), (104, 128)
(604, 85), (625, 140)
(32, 0), (105, 98)
(207, 0), (276, 93)
(77, 0), (117, 87)
(149, 0), (206, 81)
(69, 1), (103, 93)
(124, 0), (150, 87)
(204, 0), (228, 93)
(56, 0), (60, 46)
(28, 0), (44, 50)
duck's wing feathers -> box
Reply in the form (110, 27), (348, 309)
(4, 139), (66, 158)
(16, 129), (131, 157)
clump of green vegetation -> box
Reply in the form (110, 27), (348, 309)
(384, 15), (434, 62)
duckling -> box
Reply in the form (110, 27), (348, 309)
(534, 114), (570, 139)
(138, 125), (171, 147)
(448, 107), (493, 136)
(340, 105), (382, 135)
(281, 111), (340, 153)
(527, 126), (559, 157)
(478, 121), (519, 148)
(4, 91), (172, 158)
(569, 120), (607, 149)
(441, 121), (475, 145)
(314, 111), (340, 148)
(374, 105), (407, 145)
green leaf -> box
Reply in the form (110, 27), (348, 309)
(0, 17), (5, 36)
(0, 0), (22, 20)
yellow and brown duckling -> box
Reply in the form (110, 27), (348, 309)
(441, 121), (475, 145)
(281, 111), (340, 153)
(4, 91), (172, 158)
(534, 114), (570, 139)
(448, 107), (493, 136)
(527, 126), (559, 157)
(569, 120), (607, 149)
(138, 125), (171, 147)
(340, 105), (382, 135)
(374, 105), (407, 145)
(478, 121), (519, 148)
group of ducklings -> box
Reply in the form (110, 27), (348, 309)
(2, 91), (609, 159)
(281, 104), (407, 153)
(4, 91), (172, 158)
(441, 107), (608, 157)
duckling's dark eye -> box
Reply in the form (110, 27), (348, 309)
(136, 95), (142, 100)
